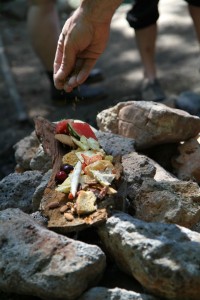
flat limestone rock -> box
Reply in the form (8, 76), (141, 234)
(97, 101), (200, 150)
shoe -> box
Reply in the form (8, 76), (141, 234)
(51, 84), (107, 106)
(84, 68), (104, 84)
(141, 78), (166, 102)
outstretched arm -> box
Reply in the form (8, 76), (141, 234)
(53, 0), (122, 92)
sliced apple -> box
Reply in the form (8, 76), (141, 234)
(55, 134), (75, 147)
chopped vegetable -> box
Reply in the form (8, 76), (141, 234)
(75, 150), (101, 162)
(90, 170), (116, 186)
(81, 153), (103, 166)
(71, 136), (90, 150)
(55, 175), (71, 193)
(84, 160), (114, 177)
(70, 161), (82, 197)
(87, 137), (101, 150)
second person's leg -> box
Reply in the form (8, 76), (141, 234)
(126, 0), (166, 101)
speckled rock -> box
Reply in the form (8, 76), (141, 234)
(0, 208), (106, 300)
(98, 212), (200, 300)
(78, 287), (158, 300)
(133, 178), (200, 228)
(0, 171), (42, 213)
(96, 131), (135, 156)
(14, 131), (40, 171)
(32, 169), (52, 211)
(172, 136), (200, 183)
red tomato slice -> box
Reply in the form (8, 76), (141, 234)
(55, 120), (71, 134)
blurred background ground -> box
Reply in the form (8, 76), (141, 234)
(0, 0), (200, 179)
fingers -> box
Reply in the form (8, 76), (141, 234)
(76, 58), (97, 85)
(53, 32), (76, 91)
(53, 18), (99, 92)
(63, 58), (97, 91)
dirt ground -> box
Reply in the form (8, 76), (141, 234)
(0, 0), (200, 179)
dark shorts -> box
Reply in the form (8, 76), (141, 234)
(126, 0), (200, 30)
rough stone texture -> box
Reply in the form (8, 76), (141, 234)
(133, 178), (200, 228)
(78, 287), (158, 300)
(98, 212), (200, 300)
(30, 210), (48, 227)
(0, 208), (106, 300)
(14, 131), (40, 171)
(30, 144), (52, 172)
(121, 152), (176, 201)
(96, 131), (135, 156)
(143, 142), (179, 174)
(96, 101), (132, 134)
(0, 171), (42, 213)
(32, 169), (52, 211)
(153, 160), (177, 182)
(96, 101), (200, 150)
(172, 137), (200, 183)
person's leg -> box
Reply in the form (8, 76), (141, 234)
(126, 0), (165, 101)
(188, 4), (200, 45)
(135, 24), (157, 81)
(27, 0), (105, 104)
(27, 0), (59, 72)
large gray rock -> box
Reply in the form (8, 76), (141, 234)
(133, 178), (200, 228)
(96, 101), (200, 150)
(0, 171), (42, 213)
(172, 136), (200, 183)
(98, 212), (200, 300)
(78, 287), (158, 300)
(32, 169), (52, 211)
(122, 152), (200, 228)
(122, 152), (176, 199)
(0, 208), (106, 300)
(96, 131), (135, 156)
(14, 131), (40, 171)
(30, 144), (52, 172)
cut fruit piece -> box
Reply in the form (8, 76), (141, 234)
(68, 121), (97, 140)
(55, 175), (71, 193)
(55, 119), (72, 134)
(55, 134), (74, 147)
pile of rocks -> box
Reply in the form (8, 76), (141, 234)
(1, 101), (200, 300)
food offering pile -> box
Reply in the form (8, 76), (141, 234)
(35, 117), (122, 233)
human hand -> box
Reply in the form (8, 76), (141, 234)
(53, 7), (111, 92)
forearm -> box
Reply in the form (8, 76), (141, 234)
(80, 0), (123, 23)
